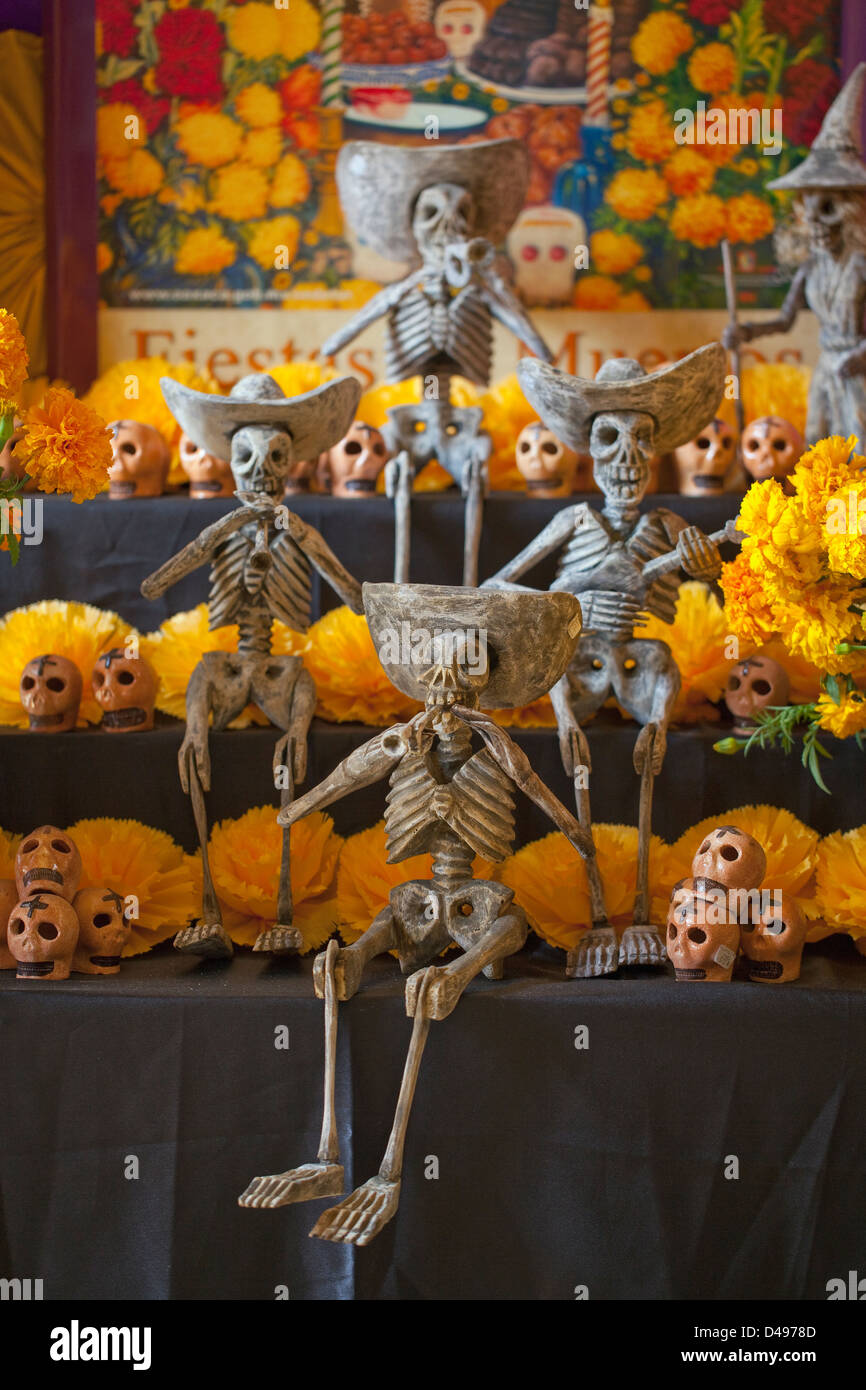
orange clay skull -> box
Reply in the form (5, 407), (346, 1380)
(673, 419), (738, 496)
(741, 416), (804, 486)
(179, 432), (234, 499)
(283, 455), (317, 496)
(0, 878), (18, 969)
(740, 894), (807, 983)
(666, 876), (739, 982)
(92, 648), (157, 731)
(108, 420), (170, 498)
(516, 422), (576, 498)
(7, 891), (80, 980)
(724, 653), (790, 736)
(691, 825), (766, 893)
(19, 653), (82, 732)
(15, 826), (82, 902)
(327, 421), (389, 498)
(72, 886), (130, 974)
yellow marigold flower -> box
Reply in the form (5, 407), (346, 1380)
(635, 72), (650, 88)
(176, 111), (242, 169)
(816, 689), (866, 739)
(574, 275), (621, 311)
(617, 289), (652, 311)
(793, 434), (865, 524)
(726, 192), (774, 244)
(663, 147), (715, 195)
(825, 481), (866, 575)
(247, 215), (301, 271)
(302, 229), (320, 247)
(631, 13), (693, 76)
(103, 150), (164, 200)
(452, 82), (470, 101)
(279, 0), (321, 61)
(738, 157), (759, 177)
(670, 192), (727, 247)
(226, 1), (281, 58)
(15, 388), (112, 503)
(590, 228), (643, 276)
(613, 99), (629, 115)
(157, 180), (206, 214)
(771, 584), (865, 674)
(235, 82), (282, 129)
(0, 307), (29, 400)
(687, 42), (736, 94)
(605, 168), (668, 221)
(240, 127), (282, 169)
(175, 226), (237, 276)
(611, 134), (627, 151)
(626, 99), (676, 164)
(719, 550), (779, 645)
(270, 152), (312, 208)
(634, 265), (652, 282)
(97, 103), (146, 161)
(491, 97), (508, 112)
(208, 162), (269, 221)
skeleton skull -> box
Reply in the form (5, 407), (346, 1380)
(741, 894), (807, 983)
(691, 825), (766, 892)
(327, 420), (389, 497)
(434, 0), (486, 59)
(19, 653), (82, 732)
(231, 424), (292, 497)
(7, 891), (80, 980)
(412, 182), (473, 254)
(666, 876), (739, 982)
(516, 421), (576, 497)
(673, 419), (737, 496)
(741, 416), (804, 486)
(92, 648), (157, 731)
(0, 877), (18, 969)
(72, 886), (130, 974)
(108, 420), (171, 498)
(15, 826), (82, 902)
(179, 432), (234, 499)
(724, 654), (790, 736)
(589, 410), (655, 506)
(797, 190), (854, 255)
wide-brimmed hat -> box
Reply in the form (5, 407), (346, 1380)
(336, 139), (530, 264)
(160, 373), (362, 462)
(769, 63), (866, 192)
(363, 582), (581, 710)
(517, 344), (726, 455)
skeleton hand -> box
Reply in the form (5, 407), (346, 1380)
(677, 525), (722, 580)
(633, 723), (667, 776)
(235, 490), (278, 520)
(557, 717), (591, 779)
(179, 730), (211, 793)
(722, 322), (754, 351)
(580, 591), (642, 640)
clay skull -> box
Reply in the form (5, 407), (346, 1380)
(724, 654), (790, 736)
(326, 421), (389, 497)
(741, 894), (807, 983)
(673, 419), (737, 496)
(516, 422), (576, 498)
(92, 648), (157, 731)
(19, 653), (82, 732)
(283, 454), (316, 496)
(666, 876), (739, 982)
(741, 416), (804, 486)
(691, 825), (766, 892)
(7, 891), (80, 980)
(108, 421), (171, 498)
(15, 827), (82, 902)
(72, 886), (130, 974)
(0, 877), (18, 969)
(434, 0), (486, 59)
(179, 432), (234, 499)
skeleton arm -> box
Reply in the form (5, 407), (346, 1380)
(140, 502), (267, 599)
(281, 511), (364, 613)
(276, 723), (415, 827)
(723, 266), (808, 349)
(320, 271), (426, 357)
(481, 506), (579, 591)
(478, 267), (553, 363)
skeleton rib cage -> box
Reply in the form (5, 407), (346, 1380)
(551, 506), (685, 635)
(208, 525), (313, 653)
(386, 281), (494, 387)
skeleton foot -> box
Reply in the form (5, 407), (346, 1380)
(566, 923), (618, 979)
(238, 1162), (344, 1209)
(619, 925), (666, 968)
(174, 920), (233, 959)
(253, 925), (303, 955)
(310, 1176), (400, 1246)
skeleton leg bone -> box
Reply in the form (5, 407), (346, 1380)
(386, 450), (414, 584)
(617, 721), (666, 967)
(462, 452), (487, 587)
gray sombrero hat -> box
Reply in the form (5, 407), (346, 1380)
(517, 344), (727, 455)
(363, 582), (582, 711)
(336, 138), (530, 265)
(160, 373), (362, 462)
(768, 62), (866, 193)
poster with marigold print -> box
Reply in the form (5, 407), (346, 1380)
(95, 0), (842, 315)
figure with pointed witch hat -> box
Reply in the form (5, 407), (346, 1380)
(321, 139), (554, 585)
(724, 63), (866, 451)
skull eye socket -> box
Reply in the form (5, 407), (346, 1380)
(541, 441), (559, 455)
(772, 439), (787, 451)
(51, 839), (71, 854)
(720, 844), (739, 861)
(10, 918), (24, 935)
(445, 423), (459, 436)
(93, 913), (112, 929)
(38, 922), (58, 941)
(93, 671), (105, 687)
(696, 437), (711, 450)
(746, 438), (759, 450)
(687, 926), (707, 944)
(728, 676), (741, 690)
(518, 440), (531, 453)
(764, 918), (786, 936)
(698, 839), (710, 855)
(373, 443), (385, 457)
(752, 679), (771, 695)
(21, 838), (38, 854)
(596, 425), (618, 448)
(667, 924), (677, 940)
(820, 198), (835, 217)
(119, 441), (138, 455)
(344, 440), (363, 455)
(235, 446), (252, 463)
(21, 676), (35, 690)
(458, 902), (473, 916)
(46, 677), (65, 692)
(623, 658), (637, 672)
(117, 670), (135, 686)
(413, 421), (427, 435)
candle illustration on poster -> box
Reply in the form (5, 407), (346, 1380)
(553, 0), (614, 226)
(314, 0), (346, 236)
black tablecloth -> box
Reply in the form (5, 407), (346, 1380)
(1, 938), (864, 1301)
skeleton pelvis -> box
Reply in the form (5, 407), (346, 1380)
(566, 633), (680, 724)
(390, 878), (515, 962)
(192, 650), (303, 730)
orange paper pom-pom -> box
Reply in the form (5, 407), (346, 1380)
(305, 605), (421, 725)
(814, 827), (866, 942)
(0, 600), (138, 728)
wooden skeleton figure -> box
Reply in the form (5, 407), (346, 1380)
(240, 583), (602, 1245)
(484, 347), (735, 979)
(141, 373), (364, 960)
(321, 139), (553, 584)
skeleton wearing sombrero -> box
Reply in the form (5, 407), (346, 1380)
(141, 373), (364, 959)
(484, 345), (739, 978)
(321, 139), (553, 585)
(724, 63), (866, 450)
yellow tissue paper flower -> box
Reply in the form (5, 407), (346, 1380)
(0, 828), (20, 878)
(625, 100), (676, 164)
(815, 827), (866, 941)
(208, 806), (341, 951)
(240, 127), (283, 170)
(97, 102), (146, 161)
(663, 147), (716, 196)
(0, 600), (138, 727)
(267, 361), (339, 396)
(15, 389), (113, 502)
(305, 606), (422, 725)
(279, 0), (321, 60)
(670, 193), (728, 248)
(70, 818), (202, 956)
(688, 42), (736, 94)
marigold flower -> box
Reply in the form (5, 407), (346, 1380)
(15, 388), (112, 503)
(625, 99), (677, 163)
(574, 275), (621, 311)
(605, 168), (668, 221)
(815, 689), (866, 739)
(270, 152), (312, 208)
(278, 0), (321, 61)
(208, 163), (269, 221)
(616, 290), (652, 311)
(96, 242), (113, 275)
(235, 82), (282, 130)
(175, 111), (242, 169)
(663, 147), (716, 195)
(669, 192), (727, 246)
(175, 226), (237, 276)
(226, 1), (282, 58)
(687, 42), (736, 94)
(631, 13), (694, 76)
(103, 149), (164, 199)
(247, 216), (301, 271)
(719, 550), (779, 645)
(0, 307), (29, 401)
(792, 435), (865, 524)
(97, 102), (146, 161)
(725, 192), (774, 244)
(240, 127), (283, 169)
(590, 229), (644, 276)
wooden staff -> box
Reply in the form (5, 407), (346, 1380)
(721, 238), (745, 434)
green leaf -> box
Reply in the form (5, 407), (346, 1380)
(825, 674), (841, 703)
(6, 532), (19, 566)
